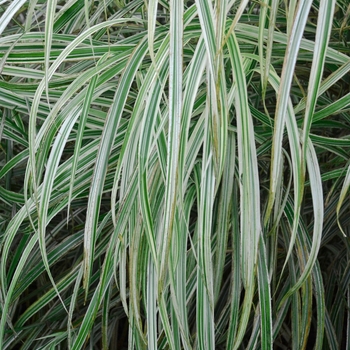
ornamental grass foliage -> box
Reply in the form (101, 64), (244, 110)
(0, 0), (350, 349)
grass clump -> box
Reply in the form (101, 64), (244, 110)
(0, 0), (350, 349)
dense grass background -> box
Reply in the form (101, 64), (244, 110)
(0, 0), (350, 349)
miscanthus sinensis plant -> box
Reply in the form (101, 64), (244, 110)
(0, 0), (350, 349)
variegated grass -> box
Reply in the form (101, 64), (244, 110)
(0, 1), (350, 349)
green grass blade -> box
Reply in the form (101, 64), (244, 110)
(227, 32), (261, 348)
(279, 138), (324, 305)
(258, 236), (272, 349)
(265, 0), (313, 225)
(83, 37), (148, 294)
(159, 0), (183, 282)
(336, 164), (350, 237)
(302, 0), (336, 166)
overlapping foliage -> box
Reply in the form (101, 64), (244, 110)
(0, 0), (350, 349)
